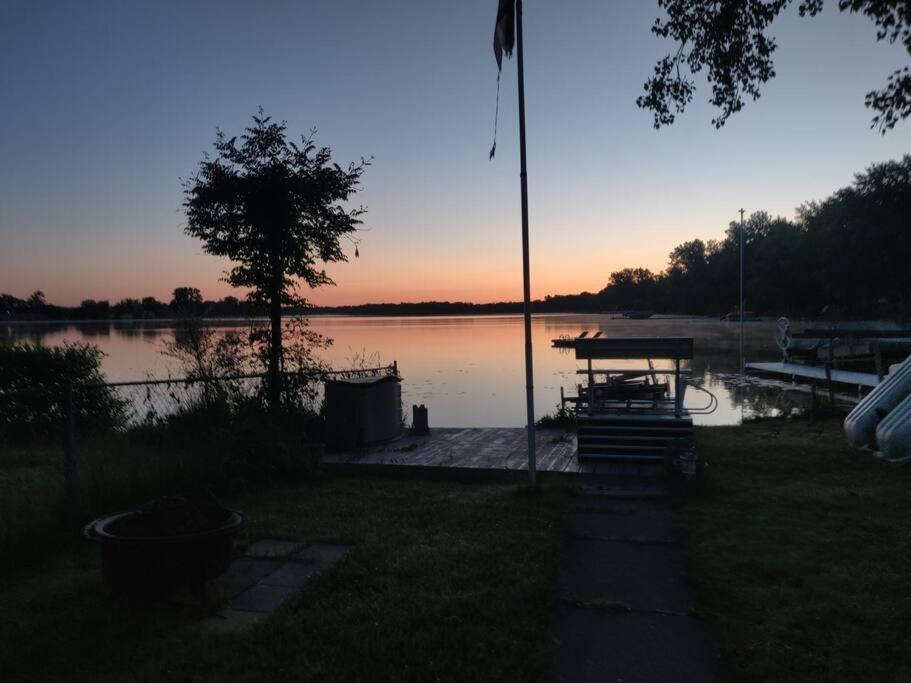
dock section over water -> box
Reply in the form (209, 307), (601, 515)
(323, 427), (665, 483)
(746, 361), (878, 389)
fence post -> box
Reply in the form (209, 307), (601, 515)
(63, 383), (78, 518)
(872, 341), (884, 383)
(826, 344), (835, 406)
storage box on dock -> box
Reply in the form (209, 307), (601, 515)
(324, 374), (402, 449)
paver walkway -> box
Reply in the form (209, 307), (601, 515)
(326, 425), (714, 678)
(200, 540), (351, 633)
(553, 483), (718, 682)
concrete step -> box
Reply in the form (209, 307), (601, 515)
(578, 452), (666, 463)
(577, 442), (666, 452)
(577, 413), (692, 423)
(575, 423), (692, 434)
(577, 438), (683, 449)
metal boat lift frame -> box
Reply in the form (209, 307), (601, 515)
(553, 336), (697, 462)
(557, 336), (695, 419)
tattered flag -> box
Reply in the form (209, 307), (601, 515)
(490, 0), (516, 160)
(493, 0), (515, 70)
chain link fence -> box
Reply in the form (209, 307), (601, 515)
(0, 363), (397, 565)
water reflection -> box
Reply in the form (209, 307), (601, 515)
(2, 315), (795, 426)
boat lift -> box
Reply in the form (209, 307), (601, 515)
(553, 335), (714, 463)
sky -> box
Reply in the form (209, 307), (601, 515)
(1, 0), (909, 307)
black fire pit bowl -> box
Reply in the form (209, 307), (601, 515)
(83, 498), (247, 596)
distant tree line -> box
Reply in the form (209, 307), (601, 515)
(619, 154), (909, 319)
(4, 156), (908, 322)
(0, 287), (267, 321)
(321, 156), (911, 321)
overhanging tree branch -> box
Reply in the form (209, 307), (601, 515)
(638, 0), (909, 132)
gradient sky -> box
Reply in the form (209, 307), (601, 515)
(1, 0), (909, 306)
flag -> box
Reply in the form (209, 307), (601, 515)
(490, 0), (515, 159)
(493, 0), (515, 71)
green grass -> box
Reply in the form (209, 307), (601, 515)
(0, 416), (320, 569)
(0, 476), (563, 682)
(9, 417), (910, 681)
(0, 443), (64, 564)
(0, 435), (219, 570)
(687, 418), (911, 681)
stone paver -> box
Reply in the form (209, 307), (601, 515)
(258, 561), (322, 589)
(294, 543), (352, 564)
(199, 609), (266, 634)
(553, 494), (718, 682)
(244, 539), (306, 559)
(205, 557), (283, 604)
(199, 540), (353, 633)
(554, 608), (716, 683)
(229, 583), (300, 613)
(558, 537), (692, 614)
(565, 500), (678, 543)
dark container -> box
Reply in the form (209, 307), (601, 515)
(83, 499), (246, 595)
(324, 374), (402, 449)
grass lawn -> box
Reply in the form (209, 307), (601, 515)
(0, 425), (317, 570)
(0, 443), (66, 569)
(6, 417), (911, 681)
(0, 476), (563, 682)
(688, 418), (911, 681)
(0, 436), (216, 570)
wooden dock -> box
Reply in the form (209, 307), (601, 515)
(322, 427), (666, 482)
(746, 361), (878, 388)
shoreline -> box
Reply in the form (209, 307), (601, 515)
(2, 312), (723, 325)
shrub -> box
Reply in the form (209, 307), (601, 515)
(0, 342), (125, 442)
(535, 404), (576, 429)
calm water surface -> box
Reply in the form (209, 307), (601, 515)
(3, 314), (789, 426)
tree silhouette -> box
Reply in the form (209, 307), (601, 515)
(183, 111), (369, 407)
(170, 287), (203, 315)
(27, 290), (46, 309)
(639, 0), (910, 133)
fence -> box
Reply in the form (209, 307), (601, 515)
(0, 363), (398, 554)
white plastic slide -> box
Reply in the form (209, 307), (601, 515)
(844, 356), (911, 449)
(876, 392), (911, 463)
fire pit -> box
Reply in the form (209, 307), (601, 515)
(83, 498), (247, 595)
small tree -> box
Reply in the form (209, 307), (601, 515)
(183, 111), (368, 407)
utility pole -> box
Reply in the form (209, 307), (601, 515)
(516, 0), (536, 487)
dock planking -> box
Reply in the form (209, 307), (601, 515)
(323, 427), (598, 477)
(323, 428), (666, 481)
(746, 361), (878, 388)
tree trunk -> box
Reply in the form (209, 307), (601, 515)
(269, 290), (282, 411)
(268, 227), (282, 412)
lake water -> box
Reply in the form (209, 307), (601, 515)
(2, 314), (790, 426)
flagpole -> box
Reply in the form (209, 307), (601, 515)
(739, 207), (745, 422)
(515, 0), (537, 487)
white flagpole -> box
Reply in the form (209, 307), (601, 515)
(739, 207), (745, 422)
(516, 0), (536, 487)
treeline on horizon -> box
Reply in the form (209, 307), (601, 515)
(3, 156), (909, 322)
(0, 287), (269, 322)
(324, 156), (911, 321)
